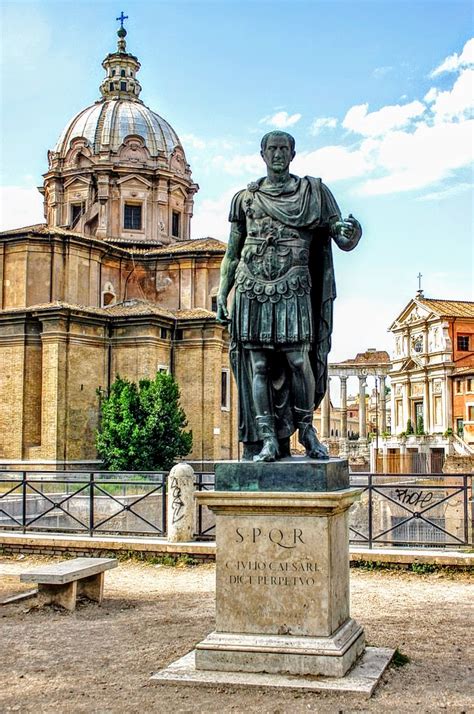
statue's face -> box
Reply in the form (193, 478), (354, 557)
(261, 135), (295, 173)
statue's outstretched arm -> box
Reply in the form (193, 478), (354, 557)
(216, 221), (246, 323)
(330, 214), (362, 252)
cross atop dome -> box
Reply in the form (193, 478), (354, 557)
(115, 11), (129, 52)
(116, 11), (128, 29)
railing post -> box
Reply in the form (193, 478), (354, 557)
(368, 473), (373, 549)
(22, 471), (27, 533)
(162, 473), (167, 537)
(89, 473), (94, 537)
(167, 463), (195, 542)
(463, 474), (469, 546)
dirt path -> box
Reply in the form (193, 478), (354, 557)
(1, 556), (472, 713)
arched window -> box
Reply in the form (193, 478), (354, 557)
(102, 282), (116, 307)
(120, 69), (126, 77)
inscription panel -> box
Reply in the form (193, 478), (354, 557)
(215, 514), (332, 637)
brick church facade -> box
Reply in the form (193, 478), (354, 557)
(0, 26), (238, 465)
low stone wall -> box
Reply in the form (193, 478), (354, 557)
(0, 533), (472, 568)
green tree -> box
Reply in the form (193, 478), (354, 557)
(406, 418), (414, 435)
(96, 372), (192, 471)
(416, 415), (425, 436)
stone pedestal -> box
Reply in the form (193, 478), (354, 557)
(152, 460), (395, 695)
(194, 459), (364, 678)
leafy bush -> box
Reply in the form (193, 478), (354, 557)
(96, 372), (192, 471)
(416, 415), (425, 435)
(406, 418), (414, 435)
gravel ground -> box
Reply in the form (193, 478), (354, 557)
(0, 556), (472, 713)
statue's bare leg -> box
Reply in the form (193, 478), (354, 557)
(249, 350), (280, 462)
(285, 349), (328, 459)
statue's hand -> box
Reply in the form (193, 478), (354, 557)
(216, 295), (230, 324)
(331, 214), (362, 250)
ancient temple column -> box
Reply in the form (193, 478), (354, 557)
(340, 376), (348, 438)
(380, 376), (386, 433)
(358, 376), (367, 439)
(320, 384), (330, 439)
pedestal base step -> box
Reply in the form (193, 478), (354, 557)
(195, 619), (365, 677)
(151, 647), (394, 699)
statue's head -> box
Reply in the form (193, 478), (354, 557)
(260, 131), (296, 174)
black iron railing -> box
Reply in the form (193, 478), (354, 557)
(0, 471), (167, 537)
(0, 470), (472, 548)
(194, 471), (473, 548)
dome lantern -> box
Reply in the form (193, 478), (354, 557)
(99, 14), (142, 101)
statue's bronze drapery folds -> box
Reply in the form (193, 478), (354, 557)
(217, 131), (362, 462)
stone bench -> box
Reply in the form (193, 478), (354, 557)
(20, 557), (118, 611)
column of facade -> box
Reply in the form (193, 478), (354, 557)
(320, 384), (330, 439)
(423, 379), (431, 433)
(358, 375), (367, 440)
(379, 375), (387, 433)
(340, 376), (348, 438)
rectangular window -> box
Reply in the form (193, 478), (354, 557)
(467, 378), (473, 392)
(455, 380), (463, 394)
(457, 334), (470, 351)
(468, 406), (474, 422)
(211, 296), (218, 312)
(160, 327), (168, 339)
(109, 82), (114, 91)
(157, 365), (169, 374)
(221, 369), (230, 410)
(172, 211), (180, 238)
(124, 203), (142, 230)
(396, 400), (403, 428)
(71, 203), (83, 226)
(174, 329), (183, 341)
(434, 395), (442, 425)
(120, 81), (127, 91)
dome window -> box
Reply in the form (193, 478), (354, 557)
(70, 202), (84, 227)
(120, 81), (127, 91)
(109, 82), (114, 91)
(111, 69), (116, 76)
(120, 69), (126, 77)
(124, 203), (142, 230)
(102, 282), (116, 307)
(172, 211), (181, 238)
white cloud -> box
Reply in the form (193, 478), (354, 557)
(416, 182), (473, 202)
(357, 119), (474, 195)
(181, 133), (206, 150)
(191, 188), (239, 241)
(431, 68), (474, 121)
(260, 111), (302, 129)
(292, 145), (372, 183)
(342, 100), (426, 137)
(373, 66), (393, 79)
(0, 186), (44, 231)
(430, 37), (474, 77)
(211, 153), (262, 177)
(424, 87), (439, 104)
(309, 117), (338, 136)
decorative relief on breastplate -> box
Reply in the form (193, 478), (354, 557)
(242, 217), (309, 283)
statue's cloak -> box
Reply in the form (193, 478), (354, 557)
(228, 175), (341, 445)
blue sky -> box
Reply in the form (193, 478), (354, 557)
(1, 0), (473, 369)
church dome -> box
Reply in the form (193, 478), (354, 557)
(54, 100), (182, 159)
(52, 21), (184, 163)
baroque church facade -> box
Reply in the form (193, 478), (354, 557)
(0, 26), (239, 465)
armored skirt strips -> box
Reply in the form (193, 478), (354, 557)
(232, 265), (314, 346)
